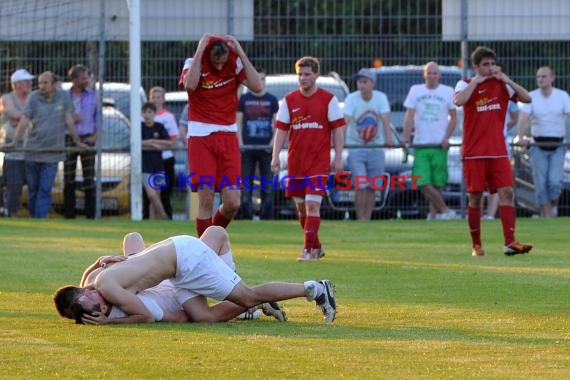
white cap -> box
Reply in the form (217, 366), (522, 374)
(11, 69), (35, 84)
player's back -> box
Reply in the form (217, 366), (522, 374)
(95, 238), (178, 294)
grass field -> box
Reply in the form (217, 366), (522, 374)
(0, 217), (569, 379)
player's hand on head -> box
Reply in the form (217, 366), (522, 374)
(197, 33), (212, 51)
(224, 35), (243, 54)
(81, 311), (108, 325)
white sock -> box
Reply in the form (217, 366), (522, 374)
(219, 251), (236, 271)
(304, 280), (324, 300)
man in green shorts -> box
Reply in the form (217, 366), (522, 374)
(402, 62), (458, 220)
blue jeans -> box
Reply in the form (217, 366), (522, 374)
(2, 159), (26, 216)
(530, 145), (566, 206)
(241, 148), (273, 219)
(25, 161), (58, 218)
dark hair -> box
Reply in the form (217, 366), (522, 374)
(210, 40), (229, 60)
(142, 102), (156, 112)
(255, 66), (266, 75)
(68, 64), (89, 79)
(53, 285), (82, 319)
(295, 56), (320, 74)
(471, 46), (496, 66)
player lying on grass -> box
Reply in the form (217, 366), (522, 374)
(54, 228), (286, 324)
(54, 226), (336, 324)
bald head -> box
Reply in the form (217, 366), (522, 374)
(38, 71), (57, 96)
(423, 62), (441, 89)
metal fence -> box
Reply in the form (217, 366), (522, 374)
(1, 0), (569, 219)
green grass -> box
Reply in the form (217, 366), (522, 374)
(1, 217), (569, 379)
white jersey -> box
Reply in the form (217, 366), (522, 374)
(154, 109), (179, 160)
(343, 90), (390, 145)
(521, 87), (570, 138)
(108, 280), (182, 322)
(403, 84), (455, 145)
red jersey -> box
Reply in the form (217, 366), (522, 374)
(275, 88), (345, 177)
(455, 77), (515, 159)
(179, 38), (247, 126)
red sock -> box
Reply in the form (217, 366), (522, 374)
(213, 209), (232, 229)
(304, 216), (321, 251)
(196, 218), (213, 237)
(313, 235), (321, 250)
(499, 205), (516, 245)
(467, 206), (482, 247)
(299, 215), (307, 230)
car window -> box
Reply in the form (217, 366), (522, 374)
(101, 110), (130, 150)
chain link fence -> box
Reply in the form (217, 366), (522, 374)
(1, 0), (569, 219)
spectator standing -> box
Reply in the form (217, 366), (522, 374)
(148, 86), (179, 219)
(8, 71), (88, 218)
(237, 67), (279, 219)
(517, 65), (570, 218)
(271, 56), (345, 261)
(180, 33), (263, 236)
(64, 64), (98, 219)
(344, 68), (394, 220)
(402, 62), (457, 220)
(140, 102), (171, 219)
(0, 69), (34, 217)
(454, 46), (533, 257)
(484, 62), (520, 220)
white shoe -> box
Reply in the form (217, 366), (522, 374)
(235, 309), (261, 320)
(436, 209), (458, 220)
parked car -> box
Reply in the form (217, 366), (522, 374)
(0, 105), (131, 216)
(511, 127), (570, 217)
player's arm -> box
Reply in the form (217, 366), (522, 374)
(454, 76), (485, 106)
(271, 129), (288, 174)
(225, 35), (263, 93)
(184, 34), (209, 91)
(98, 282), (154, 323)
(496, 72), (532, 104)
(236, 111), (244, 148)
(331, 126), (344, 174)
(80, 255), (127, 286)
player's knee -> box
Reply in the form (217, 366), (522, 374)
(223, 197), (241, 213)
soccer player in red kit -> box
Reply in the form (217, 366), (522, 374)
(454, 46), (533, 257)
(271, 56), (345, 261)
(180, 33), (262, 236)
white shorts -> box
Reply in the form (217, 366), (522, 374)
(169, 235), (241, 305)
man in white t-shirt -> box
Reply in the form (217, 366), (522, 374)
(402, 62), (457, 220)
(343, 68), (394, 220)
(517, 65), (570, 218)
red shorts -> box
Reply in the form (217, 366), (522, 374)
(284, 175), (329, 198)
(463, 157), (513, 193)
(187, 132), (241, 192)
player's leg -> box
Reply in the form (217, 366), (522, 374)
(200, 225), (235, 271)
(123, 232), (145, 256)
(226, 280), (336, 323)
